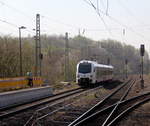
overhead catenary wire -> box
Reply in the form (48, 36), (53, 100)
(0, 0), (149, 42)
(97, 0), (99, 12)
(100, 0), (106, 11)
(106, 0), (109, 15)
(116, 0), (148, 28)
(0, 0), (104, 36)
(0, 0), (119, 37)
(0, 0), (36, 35)
(84, 0), (113, 36)
(99, 3), (150, 41)
(83, 0), (150, 42)
(0, 0), (81, 36)
(85, 27), (122, 31)
(105, 13), (150, 41)
(0, 18), (35, 35)
(0, 18), (18, 28)
(41, 14), (80, 30)
(0, 0), (34, 21)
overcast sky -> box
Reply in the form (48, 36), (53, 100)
(0, 0), (150, 53)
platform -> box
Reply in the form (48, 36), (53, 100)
(0, 86), (53, 109)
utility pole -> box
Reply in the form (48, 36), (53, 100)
(65, 32), (69, 82)
(35, 14), (42, 76)
(78, 29), (81, 36)
(19, 26), (26, 76)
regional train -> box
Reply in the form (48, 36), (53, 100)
(76, 60), (114, 86)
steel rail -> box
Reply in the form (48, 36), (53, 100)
(68, 79), (131, 126)
(24, 86), (102, 126)
(0, 87), (81, 111)
(73, 91), (150, 126)
(32, 102), (74, 126)
(102, 79), (135, 126)
(0, 87), (85, 119)
(107, 97), (150, 126)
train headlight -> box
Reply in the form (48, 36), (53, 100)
(90, 75), (93, 78)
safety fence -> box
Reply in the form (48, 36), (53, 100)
(0, 77), (43, 91)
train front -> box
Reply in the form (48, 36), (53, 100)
(76, 61), (94, 86)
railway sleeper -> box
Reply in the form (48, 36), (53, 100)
(65, 111), (83, 116)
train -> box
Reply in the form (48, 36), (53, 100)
(76, 60), (114, 86)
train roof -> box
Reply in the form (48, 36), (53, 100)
(94, 63), (114, 69)
(78, 60), (114, 69)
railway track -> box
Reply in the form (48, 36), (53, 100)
(24, 79), (132, 126)
(73, 91), (150, 126)
(2, 78), (148, 126)
(68, 78), (143, 126)
(24, 86), (103, 126)
(0, 87), (85, 119)
(0, 85), (103, 126)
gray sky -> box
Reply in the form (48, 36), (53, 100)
(0, 0), (150, 53)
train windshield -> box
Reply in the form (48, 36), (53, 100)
(78, 63), (91, 73)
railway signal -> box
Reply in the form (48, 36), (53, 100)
(140, 44), (145, 56)
(125, 59), (128, 79)
(140, 44), (145, 88)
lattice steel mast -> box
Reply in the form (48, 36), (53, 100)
(35, 14), (42, 76)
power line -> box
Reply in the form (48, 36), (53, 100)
(83, 0), (150, 42)
(100, 0), (106, 11)
(0, 0), (111, 36)
(83, 0), (92, 6)
(105, 13), (150, 41)
(0, 1), (72, 35)
(92, 4), (150, 42)
(0, 0), (35, 34)
(97, 0), (99, 12)
(0, 18), (34, 34)
(116, 0), (147, 27)
(0, 0), (33, 21)
(41, 14), (79, 30)
(84, 0), (113, 36)
(0, 18), (18, 28)
(85, 27), (121, 31)
(106, 0), (109, 15)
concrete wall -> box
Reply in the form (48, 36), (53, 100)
(0, 86), (53, 109)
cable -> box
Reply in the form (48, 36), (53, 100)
(0, 18), (35, 35)
(85, 27), (121, 31)
(97, 0), (99, 12)
(106, 0), (109, 15)
(0, 1), (69, 35)
(0, 0), (33, 21)
(0, 0), (35, 34)
(93, 5), (150, 42)
(100, 0), (106, 11)
(41, 14), (79, 30)
(106, 13), (150, 41)
(116, 0), (147, 27)
(0, 18), (18, 28)
(84, 0), (113, 36)
(83, 0), (150, 42)
(0, 1), (4, 6)
(83, 0), (92, 7)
